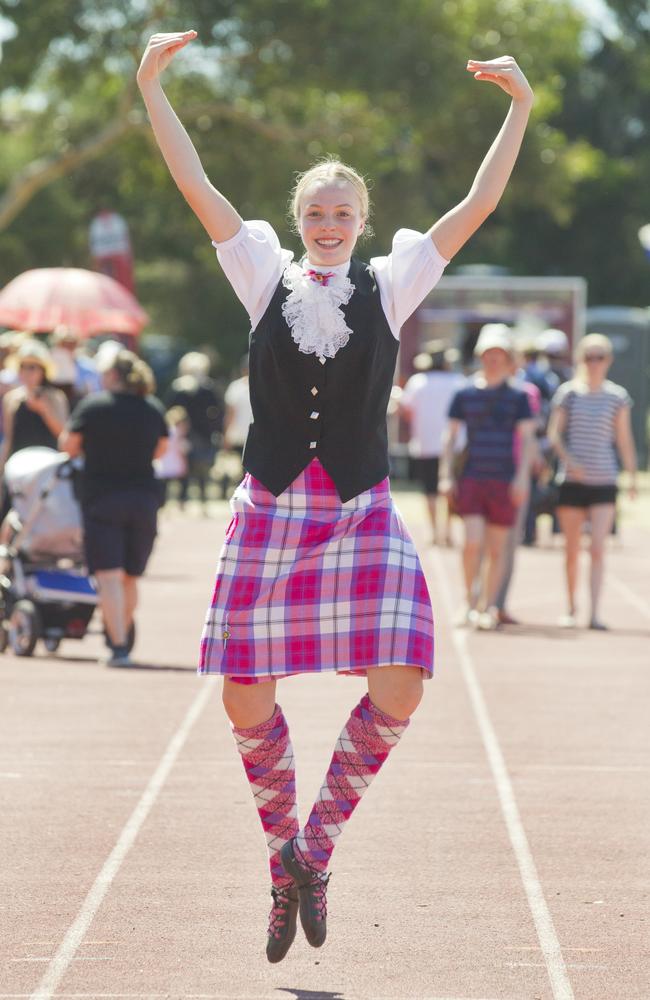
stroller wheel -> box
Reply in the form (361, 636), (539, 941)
(43, 637), (61, 654)
(9, 600), (41, 657)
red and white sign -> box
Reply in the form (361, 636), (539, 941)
(89, 210), (134, 293)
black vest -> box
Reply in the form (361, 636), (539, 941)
(243, 257), (399, 502)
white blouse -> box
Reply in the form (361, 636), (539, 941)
(213, 220), (449, 340)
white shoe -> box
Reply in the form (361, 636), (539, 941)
(476, 609), (499, 631)
(455, 605), (479, 628)
(558, 614), (577, 629)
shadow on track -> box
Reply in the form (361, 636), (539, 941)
(277, 989), (347, 1000)
(470, 623), (582, 640)
(16, 654), (198, 672)
(497, 624), (650, 640)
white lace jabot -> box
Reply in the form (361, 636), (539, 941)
(281, 259), (354, 362)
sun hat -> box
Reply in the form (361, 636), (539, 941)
(474, 323), (515, 357)
(536, 328), (569, 356)
(412, 351), (434, 372)
(8, 339), (56, 381)
(0, 330), (26, 352)
(94, 339), (125, 373)
(50, 324), (80, 347)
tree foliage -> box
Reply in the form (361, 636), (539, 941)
(0, 0), (648, 370)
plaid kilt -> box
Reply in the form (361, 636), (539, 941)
(199, 459), (434, 681)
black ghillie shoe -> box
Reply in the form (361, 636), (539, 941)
(280, 838), (330, 948)
(266, 884), (299, 963)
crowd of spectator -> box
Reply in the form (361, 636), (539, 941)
(0, 321), (638, 662)
(0, 329), (235, 666)
(401, 324), (638, 631)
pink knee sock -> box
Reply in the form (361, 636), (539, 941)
(232, 705), (299, 888)
(295, 693), (410, 872)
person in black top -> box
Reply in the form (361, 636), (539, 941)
(60, 351), (168, 667)
(166, 351), (223, 508)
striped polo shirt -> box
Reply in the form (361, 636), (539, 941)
(449, 379), (532, 481)
(553, 379), (632, 485)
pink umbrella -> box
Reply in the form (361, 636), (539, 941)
(0, 267), (149, 337)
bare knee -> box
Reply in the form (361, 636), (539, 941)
(590, 544), (605, 564)
(485, 541), (503, 564)
(564, 538), (580, 561)
(222, 678), (277, 729)
(368, 665), (424, 722)
(95, 567), (124, 589)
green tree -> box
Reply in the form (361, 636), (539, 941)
(1, 0), (628, 366)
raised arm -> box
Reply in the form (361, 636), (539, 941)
(137, 31), (242, 243)
(430, 56), (534, 261)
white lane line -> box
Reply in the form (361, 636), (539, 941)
(609, 573), (650, 621)
(429, 548), (575, 1000)
(517, 764), (650, 773)
(30, 679), (216, 1000)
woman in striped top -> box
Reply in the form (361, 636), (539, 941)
(549, 334), (637, 630)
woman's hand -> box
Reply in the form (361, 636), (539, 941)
(509, 474), (529, 508)
(137, 30), (197, 87)
(438, 476), (455, 498)
(24, 390), (49, 416)
(466, 56), (533, 105)
(566, 461), (586, 482)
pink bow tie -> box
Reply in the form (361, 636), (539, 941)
(306, 269), (336, 287)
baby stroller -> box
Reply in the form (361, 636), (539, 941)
(0, 447), (97, 656)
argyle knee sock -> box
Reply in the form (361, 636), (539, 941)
(295, 693), (410, 872)
(232, 705), (299, 888)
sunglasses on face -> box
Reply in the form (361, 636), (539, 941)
(20, 362), (44, 372)
(584, 354), (608, 363)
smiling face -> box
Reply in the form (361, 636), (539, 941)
(298, 181), (366, 267)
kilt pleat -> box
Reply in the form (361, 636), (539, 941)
(199, 459), (434, 681)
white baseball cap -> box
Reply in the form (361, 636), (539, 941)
(536, 328), (569, 355)
(94, 339), (124, 372)
(474, 323), (515, 357)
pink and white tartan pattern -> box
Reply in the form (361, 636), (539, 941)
(232, 705), (298, 887)
(199, 459), (434, 680)
(295, 693), (409, 870)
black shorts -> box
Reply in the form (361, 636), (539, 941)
(557, 482), (617, 508)
(82, 489), (159, 577)
(410, 456), (440, 495)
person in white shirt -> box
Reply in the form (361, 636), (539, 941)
(137, 29), (534, 962)
(400, 342), (466, 544)
(223, 355), (252, 454)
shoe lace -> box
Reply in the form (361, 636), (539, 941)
(269, 886), (295, 936)
(304, 872), (330, 921)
